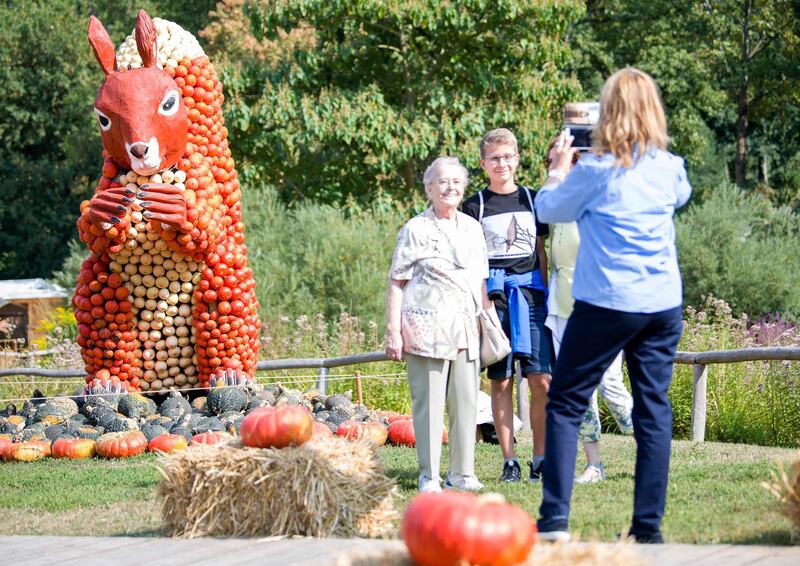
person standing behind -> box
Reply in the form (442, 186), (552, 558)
(386, 156), (491, 493)
(462, 128), (553, 484)
(534, 68), (692, 543)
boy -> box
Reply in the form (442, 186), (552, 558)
(462, 128), (553, 483)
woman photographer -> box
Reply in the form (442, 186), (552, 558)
(534, 68), (692, 543)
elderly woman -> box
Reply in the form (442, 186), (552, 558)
(386, 156), (491, 493)
(535, 68), (692, 543)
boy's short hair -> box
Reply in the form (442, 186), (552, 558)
(480, 128), (518, 158)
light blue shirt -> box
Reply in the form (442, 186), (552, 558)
(535, 148), (692, 313)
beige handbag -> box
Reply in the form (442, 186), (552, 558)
(469, 286), (511, 368)
(478, 307), (512, 367)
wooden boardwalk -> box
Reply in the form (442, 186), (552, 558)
(2, 535), (799, 565)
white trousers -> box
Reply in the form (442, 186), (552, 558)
(549, 315), (634, 442)
(406, 350), (480, 480)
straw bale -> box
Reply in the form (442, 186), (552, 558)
(157, 435), (398, 538)
(334, 541), (648, 566)
(763, 453), (800, 542)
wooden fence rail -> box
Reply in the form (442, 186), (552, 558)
(2, 347), (799, 442)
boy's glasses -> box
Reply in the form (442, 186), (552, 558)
(486, 153), (518, 165)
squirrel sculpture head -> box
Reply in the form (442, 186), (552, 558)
(88, 10), (187, 175)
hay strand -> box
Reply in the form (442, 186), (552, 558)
(763, 453), (800, 541)
(334, 541), (648, 566)
(158, 435), (397, 538)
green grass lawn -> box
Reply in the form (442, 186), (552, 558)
(0, 434), (796, 544)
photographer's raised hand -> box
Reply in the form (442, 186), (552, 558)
(546, 129), (577, 183)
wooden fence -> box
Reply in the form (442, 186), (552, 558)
(2, 347), (799, 443)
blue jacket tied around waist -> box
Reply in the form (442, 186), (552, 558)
(488, 269), (546, 356)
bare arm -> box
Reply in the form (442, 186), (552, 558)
(385, 278), (406, 361)
(536, 235), (549, 287)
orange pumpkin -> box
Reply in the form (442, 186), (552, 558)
(0, 437), (12, 460)
(52, 438), (97, 459)
(7, 441), (50, 462)
(148, 433), (188, 453)
(336, 420), (388, 446)
(240, 406), (313, 449)
(312, 421), (333, 438)
(402, 492), (537, 566)
(388, 419), (447, 447)
(189, 431), (231, 446)
(96, 431), (148, 458)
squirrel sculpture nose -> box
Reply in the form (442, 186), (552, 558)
(129, 143), (149, 159)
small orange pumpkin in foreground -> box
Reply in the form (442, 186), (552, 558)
(240, 405), (313, 449)
(336, 420), (388, 446)
(96, 431), (147, 458)
(52, 438), (97, 459)
(6, 441), (51, 462)
(402, 491), (537, 566)
(148, 433), (188, 453)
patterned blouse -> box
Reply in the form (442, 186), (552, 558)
(389, 208), (489, 361)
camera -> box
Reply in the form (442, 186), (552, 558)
(563, 102), (599, 152)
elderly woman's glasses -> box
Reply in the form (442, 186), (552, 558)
(486, 153), (518, 165)
(436, 177), (464, 187)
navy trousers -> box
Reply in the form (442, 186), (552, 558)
(539, 300), (683, 537)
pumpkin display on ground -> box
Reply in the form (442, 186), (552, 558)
(240, 405), (313, 449)
(388, 418), (448, 447)
(402, 492), (537, 566)
(336, 420), (388, 446)
(148, 433), (188, 453)
(73, 10), (261, 393)
(189, 431), (231, 446)
(96, 430), (148, 458)
(52, 438), (97, 459)
(158, 435), (397, 538)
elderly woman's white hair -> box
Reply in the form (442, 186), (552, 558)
(423, 156), (469, 187)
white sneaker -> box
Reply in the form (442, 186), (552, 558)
(419, 475), (442, 493)
(445, 472), (484, 492)
(574, 464), (605, 484)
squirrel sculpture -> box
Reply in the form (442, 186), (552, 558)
(72, 10), (260, 392)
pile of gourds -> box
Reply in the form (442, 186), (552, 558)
(0, 384), (416, 462)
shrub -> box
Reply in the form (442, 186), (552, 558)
(676, 182), (800, 318)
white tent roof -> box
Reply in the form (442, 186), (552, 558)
(0, 278), (68, 308)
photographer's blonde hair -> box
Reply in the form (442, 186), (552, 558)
(592, 68), (669, 168)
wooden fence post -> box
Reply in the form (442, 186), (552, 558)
(354, 370), (363, 405)
(317, 367), (328, 395)
(691, 363), (708, 442)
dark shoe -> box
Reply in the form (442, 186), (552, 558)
(500, 460), (521, 482)
(528, 460), (543, 483)
(537, 517), (571, 542)
(617, 531), (664, 544)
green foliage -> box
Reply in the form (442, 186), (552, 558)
(669, 296), (800, 447)
(676, 183), (800, 318)
(228, 0), (583, 205)
(242, 183), (406, 325)
(571, 0), (800, 195)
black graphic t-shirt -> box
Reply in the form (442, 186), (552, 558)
(462, 187), (549, 275)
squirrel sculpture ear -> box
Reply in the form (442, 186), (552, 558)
(135, 9), (158, 68)
(88, 16), (117, 75)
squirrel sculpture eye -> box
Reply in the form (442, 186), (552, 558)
(159, 90), (180, 117)
(94, 108), (111, 131)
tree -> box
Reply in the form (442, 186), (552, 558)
(226, 0), (584, 205)
(570, 0), (800, 194)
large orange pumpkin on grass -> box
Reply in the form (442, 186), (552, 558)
(52, 438), (97, 459)
(240, 405), (313, 449)
(6, 441), (51, 462)
(96, 431), (147, 458)
(148, 433), (188, 453)
(336, 420), (388, 446)
(402, 492), (537, 566)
